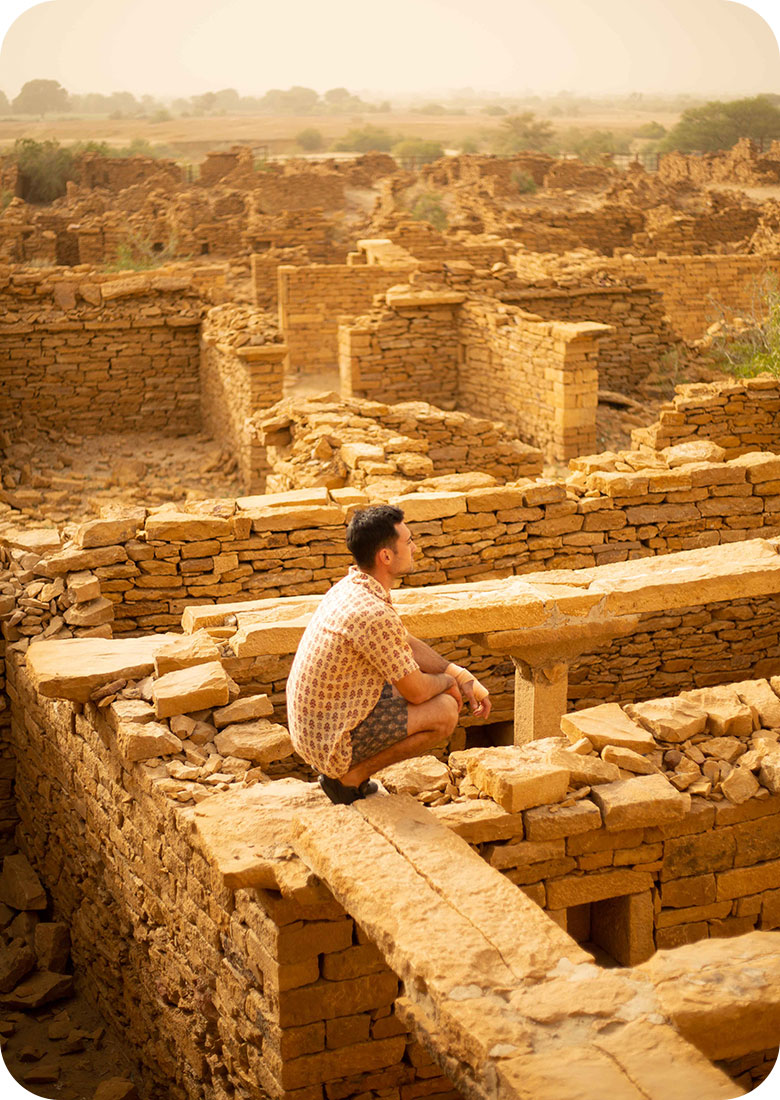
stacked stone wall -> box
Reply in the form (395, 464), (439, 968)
(6, 656), (459, 1100)
(199, 305), (287, 491)
(278, 264), (416, 375)
(632, 376), (780, 456)
(609, 254), (780, 341)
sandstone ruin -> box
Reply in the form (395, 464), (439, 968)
(1, 141), (779, 1099)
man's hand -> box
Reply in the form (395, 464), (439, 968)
(443, 677), (463, 710)
(460, 677), (492, 719)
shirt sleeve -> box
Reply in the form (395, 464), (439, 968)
(349, 606), (419, 683)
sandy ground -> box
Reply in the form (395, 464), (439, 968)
(0, 108), (683, 159)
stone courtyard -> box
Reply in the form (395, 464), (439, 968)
(1, 140), (780, 1100)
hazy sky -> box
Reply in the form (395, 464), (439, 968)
(0, 0), (778, 100)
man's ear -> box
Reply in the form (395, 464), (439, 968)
(377, 546), (392, 566)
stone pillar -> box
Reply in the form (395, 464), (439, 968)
(512, 658), (569, 744)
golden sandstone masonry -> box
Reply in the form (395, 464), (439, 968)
(4, 141), (780, 1098)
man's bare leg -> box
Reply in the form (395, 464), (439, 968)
(338, 692), (459, 788)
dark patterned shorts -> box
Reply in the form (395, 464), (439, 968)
(348, 683), (409, 767)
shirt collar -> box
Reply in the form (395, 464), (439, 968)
(348, 565), (392, 605)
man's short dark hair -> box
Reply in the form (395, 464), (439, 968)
(346, 505), (404, 569)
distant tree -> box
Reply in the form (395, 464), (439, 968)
(12, 79), (70, 116)
(634, 121), (666, 139)
(109, 91), (139, 115)
(555, 128), (629, 161)
(494, 112), (554, 153)
(482, 104), (507, 116)
(392, 138), (444, 167)
(324, 87), (351, 106)
(192, 91), (218, 114)
(214, 88), (240, 111)
(285, 86), (320, 114)
(296, 127), (324, 151)
(660, 96), (780, 153)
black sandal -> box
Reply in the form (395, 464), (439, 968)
(318, 774), (365, 805)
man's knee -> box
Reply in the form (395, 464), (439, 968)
(437, 693), (459, 734)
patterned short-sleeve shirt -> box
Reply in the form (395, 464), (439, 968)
(286, 566), (418, 778)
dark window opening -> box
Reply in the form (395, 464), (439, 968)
(200, 243), (210, 255)
(151, 242), (164, 253)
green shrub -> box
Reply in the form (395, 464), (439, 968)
(459, 137), (479, 154)
(11, 138), (75, 202)
(711, 273), (780, 379)
(511, 169), (537, 194)
(296, 127), (324, 152)
(409, 191), (447, 231)
(332, 126), (396, 153)
(634, 121), (666, 139)
(103, 233), (181, 272)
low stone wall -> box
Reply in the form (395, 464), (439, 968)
(199, 305), (287, 491)
(610, 254), (780, 342)
(278, 263), (416, 375)
(0, 265), (210, 437)
(632, 376), (780, 456)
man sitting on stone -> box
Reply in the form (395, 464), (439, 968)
(286, 504), (492, 805)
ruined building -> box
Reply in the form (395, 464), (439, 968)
(0, 144), (779, 1100)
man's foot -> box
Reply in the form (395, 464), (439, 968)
(358, 779), (378, 797)
(318, 774), (365, 805)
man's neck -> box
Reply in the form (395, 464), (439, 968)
(359, 565), (393, 594)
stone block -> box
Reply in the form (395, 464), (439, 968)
(626, 697), (707, 744)
(0, 938), (36, 993)
(152, 661), (231, 718)
(153, 630), (221, 676)
(561, 704), (656, 754)
(731, 678), (780, 728)
(466, 749), (569, 813)
(145, 512), (232, 541)
(661, 874), (716, 908)
(546, 869), (653, 909)
(376, 756), (449, 795)
(116, 721), (182, 763)
(591, 774), (690, 831)
(523, 800), (602, 841)
(716, 859), (780, 901)
(33, 923), (70, 972)
(213, 694), (273, 727)
(0, 854), (47, 910)
(429, 800), (525, 844)
(214, 721), (293, 764)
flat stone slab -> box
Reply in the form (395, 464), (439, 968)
(591, 774), (690, 831)
(376, 756), (450, 795)
(0, 970), (73, 1009)
(116, 722), (183, 764)
(429, 800), (526, 844)
(153, 631), (221, 676)
(464, 748), (569, 813)
(627, 697), (708, 744)
(213, 694), (273, 727)
(213, 721), (293, 764)
(152, 661), (231, 718)
(26, 635), (179, 703)
(561, 704), (657, 754)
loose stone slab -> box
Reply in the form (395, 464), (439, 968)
(153, 630), (221, 676)
(145, 512), (232, 541)
(465, 749), (569, 813)
(26, 634), (179, 702)
(731, 678), (780, 729)
(213, 694), (273, 727)
(0, 971), (73, 1009)
(627, 697), (708, 744)
(561, 704), (656, 754)
(152, 661), (231, 718)
(214, 721), (293, 764)
(376, 756), (449, 795)
(591, 774), (690, 831)
(0, 854), (47, 910)
(429, 800), (525, 844)
(720, 766), (760, 805)
(602, 745), (659, 775)
(116, 721), (183, 763)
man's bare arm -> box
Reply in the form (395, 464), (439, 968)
(394, 667), (458, 706)
(407, 631), (492, 719)
(406, 634), (449, 674)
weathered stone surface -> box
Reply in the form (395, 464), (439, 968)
(683, 686), (754, 737)
(26, 634), (178, 702)
(602, 745), (658, 774)
(153, 630), (221, 676)
(627, 696), (708, 744)
(523, 800), (602, 840)
(720, 766), (760, 805)
(638, 931), (780, 1061)
(93, 1078), (139, 1100)
(429, 800), (525, 843)
(145, 512), (232, 540)
(546, 869), (654, 909)
(0, 854), (47, 910)
(731, 678), (780, 728)
(0, 938), (36, 993)
(716, 859), (780, 900)
(561, 704), (656, 754)
(663, 441), (726, 466)
(152, 660), (231, 718)
(389, 492), (466, 521)
(465, 748), (569, 813)
(75, 508), (145, 549)
(759, 750), (780, 793)
(192, 779), (319, 889)
(376, 756), (449, 795)
(591, 774), (690, 831)
(525, 738), (620, 786)
(33, 923), (70, 972)
(214, 721), (293, 764)
(697, 736), (746, 764)
(0, 970), (73, 1009)
(213, 694), (274, 727)
(116, 721), (182, 763)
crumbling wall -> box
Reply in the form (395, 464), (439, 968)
(658, 139), (780, 188)
(632, 376), (780, 456)
(199, 304), (286, 491)
(278, 263), (417, 374)
(0, 267), (204, 437)
(610, 254), (780, 341)
(73, 152), (183, 192)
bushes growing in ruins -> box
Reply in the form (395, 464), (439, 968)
(492, 112), (554, 154)
(408, 191), (447, 231)
(11, 138), (75, 202)
(103, 231), (182, 272)
(710, 273), (780, 380)
(511, 169), (537, 194)
(392, 139), (444, 168)
(332, 126), (397, 153)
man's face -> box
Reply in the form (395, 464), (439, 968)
(388, 521), (416, 577)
